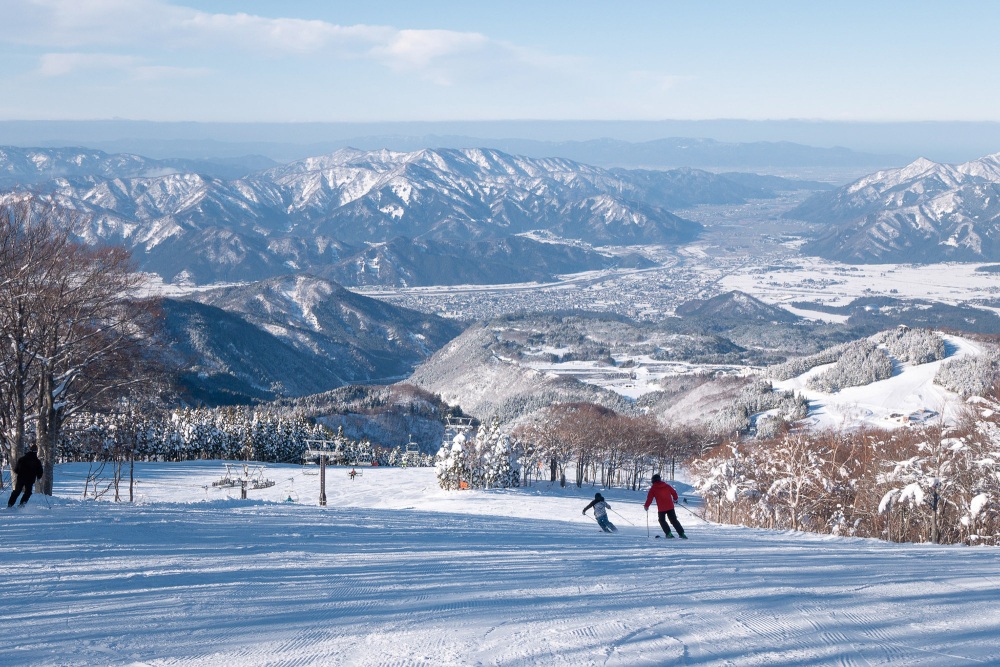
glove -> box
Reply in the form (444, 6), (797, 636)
(581, 510), (586, 515)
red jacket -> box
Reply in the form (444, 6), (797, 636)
(644, 480), (678, 512)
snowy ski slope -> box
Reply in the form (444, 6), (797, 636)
(2, 462), (999, 666)
(773, 333), (982, 431)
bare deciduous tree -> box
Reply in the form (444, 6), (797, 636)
(0, 199), (163, 496)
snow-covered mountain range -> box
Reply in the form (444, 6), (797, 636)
(0, 145), (823, 285)
(791, 152), (1000, 262)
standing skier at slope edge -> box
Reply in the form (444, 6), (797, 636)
(583, 492), (618, 532)
(7, 444), (44, 508)
(644, 473), (686, 539)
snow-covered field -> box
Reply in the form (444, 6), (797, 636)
(721, 257), (1000, 321)
(3, 463), (1000, 666)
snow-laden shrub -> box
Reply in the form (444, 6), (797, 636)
(691, 418), (1000, 545)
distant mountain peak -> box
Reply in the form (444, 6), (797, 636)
(790, 150), (1000, 264)
(675, 291), (800, 323)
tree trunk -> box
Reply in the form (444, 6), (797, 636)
(36, 371), (58, 496)
(931, 487), (940, 544)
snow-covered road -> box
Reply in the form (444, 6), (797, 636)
(3, 463), (999, 666)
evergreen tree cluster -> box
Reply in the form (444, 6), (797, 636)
(806, 340), (893, 393)
(935, 349), (1000, 397)
(767, 341), (853, 381)
(60, 407), (330, 463)
(875, 327), (946, 364)
(435, 419), (522, 490)
(769, 328), (944, 387)
(58, 407), (436, 467)
(736, 379), (808, 435)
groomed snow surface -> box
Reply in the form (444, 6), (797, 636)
(4, 463), (1000, 666)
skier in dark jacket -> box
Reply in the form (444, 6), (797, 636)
(8, 444), (44, 507)
(583, 492), (617, 532)
(644, 473), (686, 539)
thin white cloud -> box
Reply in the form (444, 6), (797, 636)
(376, 29), (491, 69)
(6, 1), (518, 80)
(3, 0), (687, 120)
(37, 53), (137, 77)
(37, 52), (207, 80)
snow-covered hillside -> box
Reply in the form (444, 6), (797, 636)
(774, 333), (981, 430)
(4, 463), (999, 666)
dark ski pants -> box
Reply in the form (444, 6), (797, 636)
(597, 515), (618, 533)
(658, 510), (684, 537)
(7, 480), (33, 507)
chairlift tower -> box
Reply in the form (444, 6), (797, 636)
(303, 436), (348, 506)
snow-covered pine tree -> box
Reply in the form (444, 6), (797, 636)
(435, 432), (474, 490)
(480, 419), (522, 489)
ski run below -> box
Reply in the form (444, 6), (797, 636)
(3, 462), (1000, 666)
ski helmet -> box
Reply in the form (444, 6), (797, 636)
(651, 473), (661, 483)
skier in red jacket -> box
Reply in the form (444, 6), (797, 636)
(644, 473), (687, 539)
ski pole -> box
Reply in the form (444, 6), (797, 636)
(645, 508), (650, 538)
(676, 499), (709, 524)
(585, 513), (604, 531)
(607, 506), (636, 526)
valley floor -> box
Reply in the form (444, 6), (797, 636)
(3, 463), (999, 666)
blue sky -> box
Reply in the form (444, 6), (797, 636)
(1, 0), (997, 123)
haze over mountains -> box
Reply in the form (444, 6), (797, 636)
(0, 145), (276, 186)
(6, 118), (1000, 163)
